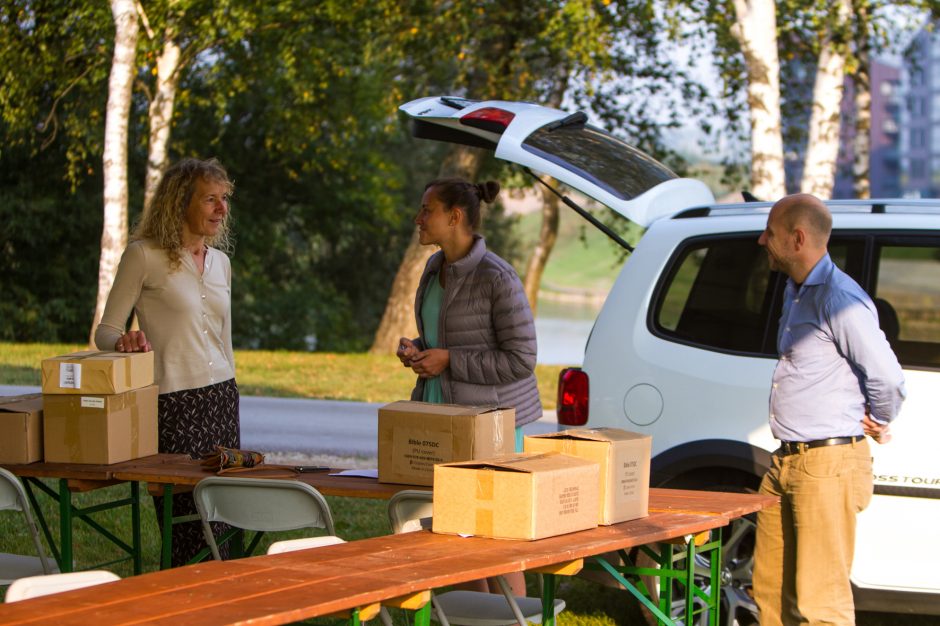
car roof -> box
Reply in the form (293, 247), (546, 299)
(673, 198), (940, 220)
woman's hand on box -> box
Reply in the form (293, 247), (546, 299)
(115, 330), (152, 353)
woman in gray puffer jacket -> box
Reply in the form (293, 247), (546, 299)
(396, 177), (542, 451)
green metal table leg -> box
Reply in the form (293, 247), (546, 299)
(161, 484), (174, 569)
(660, 543), (674, 625)
(684, 539), (696, 626)
(349, 607), (361, 626)
(413, 599), (431, 626)
(58, 478), (73, 573)
(542, 573), (557, 626)
(131, 480), (142, 574)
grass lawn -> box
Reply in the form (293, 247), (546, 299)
(0, 342), (566, 410)
(2, 343), (938, 624)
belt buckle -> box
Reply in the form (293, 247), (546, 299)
(780, 441), (804, 456)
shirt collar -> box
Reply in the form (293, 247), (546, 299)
(788, 253), (832, 294)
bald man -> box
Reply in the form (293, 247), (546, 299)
(753, 193), (906, 625)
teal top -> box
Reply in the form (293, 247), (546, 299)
(420, 273), (444, 404)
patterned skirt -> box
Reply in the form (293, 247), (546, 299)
(153, 378), (240, 566)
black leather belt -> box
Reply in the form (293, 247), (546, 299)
(778, 435), (864, 456)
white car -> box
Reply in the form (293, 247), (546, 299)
(400, 96), (940, 624)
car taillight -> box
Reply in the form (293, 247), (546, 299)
(557, 367), (589, 426)
(459, 107), (515, 133)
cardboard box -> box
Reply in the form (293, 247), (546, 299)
(432, 452), (599, 540)
(378, 401), (515, 486)
(0, 394), (44, 464)
(41, 350), (154, 395)
(42, 384), (158, 464)
(524, 428), (651, 525)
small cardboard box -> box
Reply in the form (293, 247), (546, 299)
(41, 350), (154, 395)
(0, 394), (44, 464)
(524, 428), (651, 525)
(433, 452), (599, 540)
(378, 401), (515, 486)
(42, 384), (158, 464)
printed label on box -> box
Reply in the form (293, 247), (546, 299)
(392, 429), (453, 478)
(59, 363), (82, 389)
(616, 446), (642, 499)
(80, 397), (106, 409)
(559, 485), (581, 516)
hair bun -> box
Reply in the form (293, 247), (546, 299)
(477, 181), (500, 203)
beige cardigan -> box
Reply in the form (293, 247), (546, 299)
(95, 239), (235, 394)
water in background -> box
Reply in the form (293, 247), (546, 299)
(535, 296), (603, 366)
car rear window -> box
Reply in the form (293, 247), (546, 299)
(521, 124), (675, 201)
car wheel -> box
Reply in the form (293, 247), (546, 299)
(636, 469), (761, 626)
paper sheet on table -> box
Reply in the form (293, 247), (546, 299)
(329, 469), (378, 478)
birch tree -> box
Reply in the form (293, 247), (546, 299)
(800, 0), (852, 197)
(141, 7), (182, 209)
(90, 0), (139, 345)
(730, 0), (787, 200)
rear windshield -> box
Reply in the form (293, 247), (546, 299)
(521, 124), (676, 201)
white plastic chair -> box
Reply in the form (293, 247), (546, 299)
(5, 570), (120, 602)
(266, 535), (346, 555)
(193, 476), (336, 561)
(387, 490), (565, 626)
(0, 468), (57, 584)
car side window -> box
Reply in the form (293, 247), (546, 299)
(653, 236), (783, 356)
(872, 239), (940, 369)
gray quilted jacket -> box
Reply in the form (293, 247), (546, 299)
(410, 235), (542, 426)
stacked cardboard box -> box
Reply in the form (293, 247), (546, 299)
(432, 451), (600, 540)
(524, 428), (651, 525)
(0, 394), (44, 464)
(377, 400), (515, 486)
(40, 351), (158, 464)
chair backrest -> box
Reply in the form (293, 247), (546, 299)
(387, 490), (433, 534)
(193, 476), (336, 560)
(5, 570), (120, 602)
(0, 468), (54, 576)
(266, 535), (346, 555)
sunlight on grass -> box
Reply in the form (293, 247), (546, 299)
(0, 343), (564, 409)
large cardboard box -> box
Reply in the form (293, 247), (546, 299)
(432, 452), (599, 540)
(524, 428), (651, 525)
(42, 384), (158, 464)
(0, 394), (44, 464)
(378, 401), (515, 486)
(41, 350), (154, 395)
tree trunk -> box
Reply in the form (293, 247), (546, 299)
(731, 0), (787, 201)
(369, 145), (485, 353)
(521, 77), (566, 317)
(852, 0), (872, 199)
(90, 0), (138, 346)
(144, 33), (182, 211)
(522, 181), (560, 317)
(800, 0), (851, 197)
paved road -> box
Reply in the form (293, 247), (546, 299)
(0, 385), (558, 458)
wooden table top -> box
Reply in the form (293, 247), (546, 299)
(0, 496), (775, 626)
(3, 455), (776, 514)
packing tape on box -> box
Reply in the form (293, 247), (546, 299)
(475, 470), (495, 500)
(474, 470), (495, 535)
(131, 404), (139, 458)
(492, 411), (504, 449)
(475, 509), (494, 537)
(65, 407), (82, 462)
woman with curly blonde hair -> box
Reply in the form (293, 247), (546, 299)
(95, 157), (239, 565)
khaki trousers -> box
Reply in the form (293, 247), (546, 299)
(753, 438), (872, 626)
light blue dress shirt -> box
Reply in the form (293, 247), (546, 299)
(769, 254), (906, 441)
